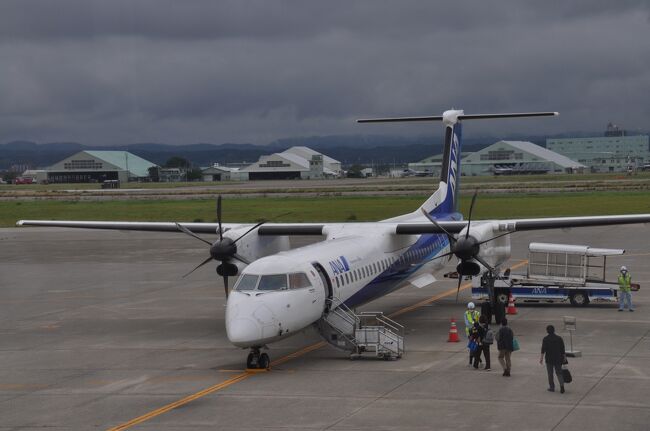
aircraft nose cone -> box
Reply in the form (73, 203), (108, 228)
(226, 318), (261, 347)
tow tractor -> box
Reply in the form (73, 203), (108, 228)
(472, 242), (640, 307)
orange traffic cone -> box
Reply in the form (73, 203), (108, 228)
(448, 318), (460, 342)
(506, 293), (518, 315)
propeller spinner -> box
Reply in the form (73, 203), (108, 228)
(422, 190), (510, 302)
(177, 196), (256, 298)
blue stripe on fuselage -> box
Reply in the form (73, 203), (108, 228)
(344, 225), (454, 308)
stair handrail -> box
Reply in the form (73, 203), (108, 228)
(326, 297), (360, 328)
(358, 311), (404, 337)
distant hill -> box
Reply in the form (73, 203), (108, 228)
(2, 130), (645, 169)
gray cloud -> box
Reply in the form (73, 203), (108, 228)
(0, 1), (648, 145)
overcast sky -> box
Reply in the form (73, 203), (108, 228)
(0, 1), (648, 146)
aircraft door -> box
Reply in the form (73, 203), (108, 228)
(312, 262), (333, 311)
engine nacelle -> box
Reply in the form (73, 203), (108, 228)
(457, 260), (481, 276)
(458, 222), (511, 273)
(224, 226), (291, 264)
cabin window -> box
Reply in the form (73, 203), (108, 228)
(345, 273), (350, 284)
(258, 274), (288, 291)
(289, 273), (311, 289)
(234, 274), (259, 291)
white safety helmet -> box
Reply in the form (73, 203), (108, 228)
(621, 266), (627, 272)
(467, 302), (475, 309)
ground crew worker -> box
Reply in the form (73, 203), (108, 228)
(618, 266), (634, 312)
(464, 302), (481, 365)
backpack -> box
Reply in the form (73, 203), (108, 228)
(484, 329), (494, 345)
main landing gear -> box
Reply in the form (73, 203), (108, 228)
(246, 347), (270, 370)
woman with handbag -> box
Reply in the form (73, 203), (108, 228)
(496, 318), (514, 376)
(540, 325), (566, 393)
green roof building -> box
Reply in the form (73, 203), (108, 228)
(45, 151), (158, 183)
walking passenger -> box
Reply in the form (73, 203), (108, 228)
(496, 318), (514, 376)
(479, 315), (492, 371)
(540, 325), (566, 393)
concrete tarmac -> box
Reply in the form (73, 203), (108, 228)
(1, 225), (649, 430)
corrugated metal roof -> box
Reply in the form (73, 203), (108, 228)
(498, 141), (585, 168)
(281, 146), (340, 165)
(84, 151), (158, 177)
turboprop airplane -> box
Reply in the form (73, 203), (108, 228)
(18, 109), (650, 369)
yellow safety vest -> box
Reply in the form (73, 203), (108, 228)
(464, 310), (480, 336)
(618, 273), (631, 292)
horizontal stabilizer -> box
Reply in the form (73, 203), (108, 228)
(357, 111), (558, 123)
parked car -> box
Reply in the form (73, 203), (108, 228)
(14, 177), (35, 184)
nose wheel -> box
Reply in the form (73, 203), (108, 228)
(246, 348), (270, 370)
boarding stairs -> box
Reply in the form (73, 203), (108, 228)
(316, 297), (404, 360)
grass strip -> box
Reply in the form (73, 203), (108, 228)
(3, 191), (650, 228)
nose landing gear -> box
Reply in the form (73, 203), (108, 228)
(246, 347), (270, 370)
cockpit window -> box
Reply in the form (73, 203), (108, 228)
(289, 273), (311, 289)
(234, 274), (259, 291)
(258, 274), (288, 291)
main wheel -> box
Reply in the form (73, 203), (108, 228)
(259, 353), (270, 369)
(570, 291), (589, 307)
(246, 353), (255, 369)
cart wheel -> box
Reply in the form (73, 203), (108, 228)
(570, 291), (589, 307)
(496, 291), (509, 305)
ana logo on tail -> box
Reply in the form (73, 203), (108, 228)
(448, 131), (459, 198)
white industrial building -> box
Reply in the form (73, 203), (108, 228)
(547, 124), (650, 173)
(201, 164), (248, 181)
(238, 147), (340, 180)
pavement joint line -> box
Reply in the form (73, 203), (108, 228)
(104, 259), (528, 430)
(550, 326), (650, 431)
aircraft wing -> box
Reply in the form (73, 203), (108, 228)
(393, 214), (650, 234)
(16, 213), (650, 235)
(16, 220), (240, 234)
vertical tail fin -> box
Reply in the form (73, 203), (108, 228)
(420, 110), (464, 217)
(430, 120), (462, 215)
(357, 110), (558, 219)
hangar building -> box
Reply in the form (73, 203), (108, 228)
(410, 141), (584, 177)
(239, 147), (340, 180)
(461, 141), (584, 176)
(44, 151), (158, 183)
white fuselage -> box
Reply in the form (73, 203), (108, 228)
(225, 220), (453, 348)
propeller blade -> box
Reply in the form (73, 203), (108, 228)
(476, 231), (512, 247)
(217, 196), (223, 241)
(182, 255), (214, 278)
(233, 221), (266, 244)
(465, 190), (478, 239)
(175, 222), (212, 246)
(423, 249), (455, 263)
(455, 275), (463, 303)
(420, 208), (457, 244)
(224, 275), (229, 299)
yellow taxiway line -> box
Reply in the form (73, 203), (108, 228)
(106, 259), (527, 430)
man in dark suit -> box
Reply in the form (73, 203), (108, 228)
(540, 325), (566, 393)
